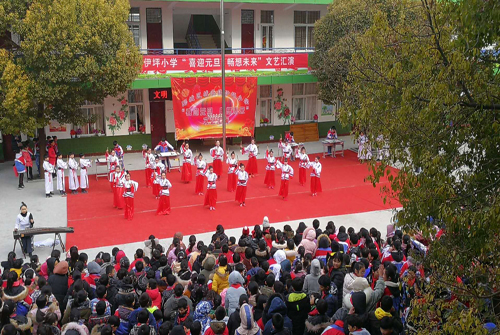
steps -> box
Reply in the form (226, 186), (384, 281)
(290, 122), (319, 143)
(196, 34), (218, 53)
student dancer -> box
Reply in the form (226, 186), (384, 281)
(203, 165), (218, 211)
(14, 152), (26, 190)
(226, 151), (238, 192)
(15, 202), (35, 256)
(56, 153), (68, 196)
(79, 154), (92, 193)
(154, 138), (174, 171)
(210, 141), (224, 179)
(122, 172), (139, 221)
(113, 140), (124, 169)
(144, 147), (155, 188)
(276, 159), (294, 201)
(195, 153), (207, 196)
(113, 166), (126, 209)
(156, 172), (173, 215)
(264, 147), (276, 189)
(308, 156), (322, 196)
(105, 149), (119, 184)
(278, 136), (293, 162)
(241, 138), (258, 177)
(42, 155), (55, 198)
(298, 147), (310, 186)
(235, 163), (249, 207)
(180, 142), (193, 183)
(68, 152), (80, 194)
(152, 156), (164, 199)
(357, 131), (372, 162)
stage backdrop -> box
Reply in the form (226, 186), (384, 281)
(171, 77), (257, 140)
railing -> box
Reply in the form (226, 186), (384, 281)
(140, 47), (315, 55)
(185, 17), (201, 51)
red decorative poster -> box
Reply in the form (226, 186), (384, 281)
(142, 53), (309, 74)
(171, 77), (257, 140)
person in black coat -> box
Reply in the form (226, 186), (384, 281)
(227, 295), (249, 335)
(285, 278), (310, 335)
(328, 252), (345, 308)
(48, 261), (69, 315)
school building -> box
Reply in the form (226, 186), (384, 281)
(1, 0), (349, 160)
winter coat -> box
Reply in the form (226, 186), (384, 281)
(200, 254), (217, 281)
(304, 314), (330, 335)
(329, 268), (345, 307)
(320, 321), (346, 335)
(147, 288), (162, 309)
(212, 265), (230, 294)
(204, 321), (229, 335)
(9, 314), (32, 334)
(227, 308), (241, 335)
(48, 273), (69, 313)
(298, 228), (317, 256)
(285, 292), (310, 335)
(62, 301), (91, 325)
(144, 238), (163, 259)
(163, 296), (193, 321)
(28, 302), (61, 334)
(255, 248), (271, 266)
(113, 281), (138, 311)
(61, 322), (90, 335)
(114, 306), (134, 335)
(193, 300), (212, 332)
(343, 277), (385, 313)
(128, 307), (157, 329)
(263, 297), (293, 335)
(235, 304), (261, 335)
(225, 272), (246, 316)
(342, 272), (358, 298)
(303, 259), (321, 295)
(130, 324), (157, 335)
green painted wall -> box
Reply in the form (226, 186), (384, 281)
(57, 134), (151, 155)
(254, 125), (290, 142)
(318, 120), (351, 136)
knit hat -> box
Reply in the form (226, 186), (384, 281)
(262, 216), (270, 229)
(54, 261), (69, 275)
(242, 226), (250, 236)
(87, 261), (100, 274)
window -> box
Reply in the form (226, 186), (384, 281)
(146, 8), (162, 23)
(128, 90), (144, 129)
(127, 7), (140, 47)
(292, 83), (318, 121)
(294, 11), (320, 49)
(259, 85), (273, 124)
(75, 101), (105, 135)
(261, 11), (274, 50)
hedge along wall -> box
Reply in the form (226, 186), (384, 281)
(57, 134), (152, 156)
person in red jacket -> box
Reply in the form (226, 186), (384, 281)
(146, 279), (161, 309)
(47, 140), (57, 166)
(203, 306), (228, 335)
(21, 144), (34, 180)
(321, 320), (346, 335)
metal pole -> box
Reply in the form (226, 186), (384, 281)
(221, 0), (227, 156)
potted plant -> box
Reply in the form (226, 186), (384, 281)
(291, 116), (296, 124)
(139, 124), (146, 134)
(313, 114), (319, 122)
(128, 126), (136, 135)
(99, 130), (105, 136)
(93, 129), (100, 137)
(70, 130), (76, 139)
(76, 128), (82, 138)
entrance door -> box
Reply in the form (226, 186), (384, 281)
(241, 10), (254, 54)
(147, 8), (163, 53)
(150, 101), (166, 148)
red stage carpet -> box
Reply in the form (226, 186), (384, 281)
(66, 151), (399, 249)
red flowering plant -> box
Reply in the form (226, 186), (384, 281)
(274, 88), (291, 125)
(313, 114), (318, 121)
(70, 129), (76, 136)
(106, 95), (128, 135)
(128, 126), (136, 133)
(139, 125), (146, 133)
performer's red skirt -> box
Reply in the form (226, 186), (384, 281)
(235, 185), (247, 203)
(213, 160), (222, 178)
(310, 176), (322, 194)
(247, 156), (258, 175)
(181, 163), (192, 182)
(227, 173), (237, 192)
(204, 188), (217, 207)
(278, 179), (289, 198)
(264, 170), (275, 188)
(156, 195), (171, 215)
(195, 175), (205, 194)
(124, 197), (134, 220)
(299, 167), (307, 186)
(153, 183), (160, 197)
(145, 168), (151, 187)
(114, 187), (125, 209)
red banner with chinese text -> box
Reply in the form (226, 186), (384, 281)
(142, 53), (308, 73)
(171, 77), (257, 140)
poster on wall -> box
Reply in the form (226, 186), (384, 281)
(49, 120), (67, 132)
(171, 77), (257, 140)
(321, 101), (341, 120)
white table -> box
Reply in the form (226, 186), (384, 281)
(322, 140), (344, 158)
(94, 158), (109, 180)
(158, 151), (181, 172)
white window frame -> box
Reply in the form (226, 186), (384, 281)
(127, 7), (141, 47)
(261, 11), (274, 51)
(75, 101), (105, 135)
(292, 83), (318, 121)
(128, 90), (145, 130)
(259, 85), (273, 125)
(294, 11), (320, 50)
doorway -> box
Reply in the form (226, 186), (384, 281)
(150, 101), (166, 147)
(241, 10), (254, 54)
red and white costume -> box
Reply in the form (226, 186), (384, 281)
(298, 153), (310, 186)
(308, 161), (322, 195)
(106, 152), (119, 174)
(276, 160), (294, 199)
(155, 140), (174, 152)
(180, 144), (193, 182)
(195, 159), (207, 194)
(156, 178), (173, 215)
(113, 170), (126, 209)
(279, 140), (293, 161)
(235, 169), (249, 205)
(43, 161), (54, 195)
(210, 146), (224, 178)
(56, 158), (68, 192)
(144, 153), (155, 187)
(68, 158), (79, 191)
(122, 179), (139, 220)
(151, 162), (165, 197)
(79, 158), (92, 190)
(264, 150), (276, 189)
(203, 171), (218, 209)
(242, 144), (258, 175)
(226, 157), (238, 192)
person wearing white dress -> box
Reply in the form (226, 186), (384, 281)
(202, 166), (218, 210)
(358, 131), (372, 161)
(279, 138), (293, 161)
(15, 202), (35, 256)
(235, 164), (249, 207)
(226, 151), (239, 192)
(122, 172), (139, 220)
(195, 153), (207, 195)
(308, 157), (322, 196)
(241, 139), (258, 176)
(68, 153), (80, 194)
(276, 159), (294, 201)
(79, 154), (92, 193)
(56, 153), (68, 196)
(264, 148), (276, 189)
(180, 142), (193, 183)
(42, 156), (55, 198)
(376, 135), (389, 161)
(156, 172), (173, 215)
(210, 141), (225, 179)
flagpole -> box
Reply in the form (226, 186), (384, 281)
(221, 0), (227, 157)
